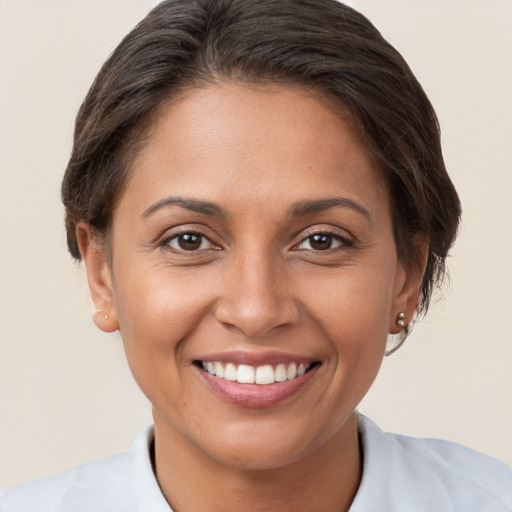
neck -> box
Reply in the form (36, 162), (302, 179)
(153, 412), (362, 512)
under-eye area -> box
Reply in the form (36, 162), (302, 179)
(194, 360), (321, 385)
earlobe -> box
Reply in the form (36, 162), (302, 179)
(76, 223), (120, 333)
(92, 308), (119, 333)
(389, 240), (428, 335)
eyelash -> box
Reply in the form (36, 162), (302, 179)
(292, 231), (353, 252)
(160, 230), (219, 254)
(159, 228), (353, 255)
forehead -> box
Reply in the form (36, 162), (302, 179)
(119, 82), (390, 221)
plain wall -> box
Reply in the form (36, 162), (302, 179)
(1, 0), (511, 489)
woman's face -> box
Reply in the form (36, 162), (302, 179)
(83, 83), (420, 469)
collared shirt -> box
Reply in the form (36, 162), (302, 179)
(1, 415), (510, 511)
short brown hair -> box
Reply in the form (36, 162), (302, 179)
(62, 0), (461, 347)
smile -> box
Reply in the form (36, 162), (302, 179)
(199, 361), (312, 385)
(195, 357), (320, 408)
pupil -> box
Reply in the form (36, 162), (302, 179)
(178, 233), (201, 250)
(311, 234), (331, 250)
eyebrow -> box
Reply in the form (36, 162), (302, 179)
(141, 195), (371, 222)
(290, 197), (372, 222)
(141, 197), (227, 218)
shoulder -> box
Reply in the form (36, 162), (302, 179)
(352, 415), (512, 512)
(0, 451), (133, 511)
(0, 426), (168, 512)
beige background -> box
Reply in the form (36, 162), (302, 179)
(0, 0), (511, 489)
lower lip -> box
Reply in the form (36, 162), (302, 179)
(196, 365), (319, 409)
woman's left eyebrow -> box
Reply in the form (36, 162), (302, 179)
(141, 196), (227, 218)
(289, 197), (372, 223)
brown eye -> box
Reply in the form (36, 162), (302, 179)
(168, 233), (212, 251)
(309, 234), (333, 250)
(295, 232), (346, 251)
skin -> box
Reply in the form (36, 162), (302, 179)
(78, 83), (425, 512)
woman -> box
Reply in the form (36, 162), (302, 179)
(1, 0), (510, 510)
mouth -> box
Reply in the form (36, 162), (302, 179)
(193, 358), (321, 408)
(194, 360), (317, 385)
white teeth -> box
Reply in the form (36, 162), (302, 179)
(214, 362), (224, 378)
(224, 363), (237, 381)
(255, 365), (275, 385)
(237, 364), (255, 384)
(275, 364), (287, 382)
(200, 360), (312, 384)
(287, 362), (297, 380)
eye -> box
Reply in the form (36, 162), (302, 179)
(295, 232), (347, 251)
(167, 232), (214, 252)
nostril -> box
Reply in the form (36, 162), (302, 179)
(214, 297), (300, 338)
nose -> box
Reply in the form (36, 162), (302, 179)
(214, 251), (299, 338)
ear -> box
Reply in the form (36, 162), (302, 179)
(389, 239), (429, 334)
(76, 223), (119, 333)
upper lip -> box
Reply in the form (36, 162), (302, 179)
(193, 350), (318, 367)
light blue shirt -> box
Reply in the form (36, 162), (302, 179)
(1, 415), (511, 511)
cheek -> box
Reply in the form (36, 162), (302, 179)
(112, 267), (219, 415)
(303, 267), (395, 342)
(299, 257), (396, 393)
(113, 265), (215, 358)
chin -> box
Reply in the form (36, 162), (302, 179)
(202, 433), (316, 471)
(181, 410), (352, 472)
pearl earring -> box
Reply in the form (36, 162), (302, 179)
(396, 312), (406, 328)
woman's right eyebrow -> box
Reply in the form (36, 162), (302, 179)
(141, 196), (227, 218)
